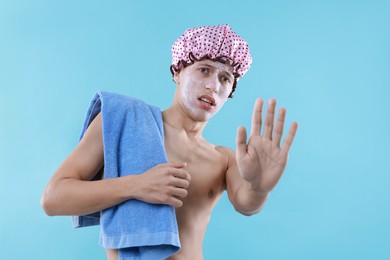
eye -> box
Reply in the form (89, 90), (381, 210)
(199, 67), (209, 73)
(220, 76), (230, 83)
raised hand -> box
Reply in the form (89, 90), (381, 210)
(235, 98), (298, 194)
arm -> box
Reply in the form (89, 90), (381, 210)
(41, 112), (191, 216)
(226, 98), (298, 216)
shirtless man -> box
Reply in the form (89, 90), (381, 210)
(41, 25), (298, 259)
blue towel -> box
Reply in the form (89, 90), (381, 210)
(72, 91), (180, 259)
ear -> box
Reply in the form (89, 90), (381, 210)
(173, 71), (180, 84)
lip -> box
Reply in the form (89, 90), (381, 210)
(198, 95), (216, 106)
(198, 95), (216, 111)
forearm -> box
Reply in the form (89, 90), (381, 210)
(41, 175), (137, 216)
(233, 181), (270, 216)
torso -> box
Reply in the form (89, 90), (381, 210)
(106, 118), (231, 260)
(163, 122), (229, 260)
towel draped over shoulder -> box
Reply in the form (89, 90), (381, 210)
(72, 91), (180, 259)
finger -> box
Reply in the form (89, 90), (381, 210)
(171, 168), (191, 182)
(172, 177), (190, 189)
(250, 98), (264, 136)
(281, 122), (298, 156)
(166, 197), (183, 208)
(236, 126), (247, 159)
(170, 187), (188, 198)
(263, 98), (276, 139)
(272, 107), (286, 147)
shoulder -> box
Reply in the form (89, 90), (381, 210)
(97, 90), (160, 114)
(215, 145), (237, 169)
(215, 145), (234, 156)
(98, 90), (146, 106)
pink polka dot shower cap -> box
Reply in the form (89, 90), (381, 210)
(171, 24), (252, 79)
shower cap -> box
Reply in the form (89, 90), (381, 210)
(171, 24), (252, 79)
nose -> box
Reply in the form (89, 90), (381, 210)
(204, 75), (221, 93)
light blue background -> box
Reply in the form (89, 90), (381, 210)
(1, 0), (389, 259)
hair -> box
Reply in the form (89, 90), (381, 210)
(170, 52), (241, 98)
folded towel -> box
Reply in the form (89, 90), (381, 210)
(72, 91), (180, 259)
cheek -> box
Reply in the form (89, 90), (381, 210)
(219, 88), (231, 101)
(181, 78), (203, 96)
(181, 82), (194, 98)
(180, 79), (202, 110)
(217, 85), (232, 103)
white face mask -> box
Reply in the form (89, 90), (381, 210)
(176, 60), (234, 122)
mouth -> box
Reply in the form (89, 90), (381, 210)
(198, 95), (216, 111)
(198, 95), (216, 106)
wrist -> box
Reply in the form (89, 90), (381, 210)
(120, 174), (141, 200)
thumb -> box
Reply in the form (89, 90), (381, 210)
(236, 126), (247, 159)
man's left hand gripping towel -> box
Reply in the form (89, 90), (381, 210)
(72, 91), (180, 260)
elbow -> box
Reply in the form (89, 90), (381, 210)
(233, 191), (269, 217)
(40, 186), (58, 216)
(240, 210), (259, 217)
(229, 188), (269, 217)
(231, 196), (263, 217)
(41, 193), (54, 216)
(235, 206), (260, 217)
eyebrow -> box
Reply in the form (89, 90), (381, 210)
(199, 63), (234, 80)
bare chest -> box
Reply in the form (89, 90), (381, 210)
(163, 134), (227, 206)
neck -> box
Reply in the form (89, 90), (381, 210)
(162, 100), (208, 139)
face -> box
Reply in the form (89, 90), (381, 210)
(174, 59), (234, 122)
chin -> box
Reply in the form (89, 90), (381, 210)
(180, 101), (218, 122)
(190, 113), (211, 122)
(187, 109), (214, 122)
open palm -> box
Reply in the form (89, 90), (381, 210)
(236, 98), (298, 194)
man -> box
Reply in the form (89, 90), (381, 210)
(41, 24), (298, 259)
